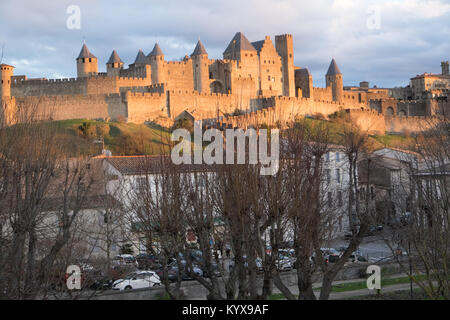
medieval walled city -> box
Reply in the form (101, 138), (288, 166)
(2, 32), (448, 134)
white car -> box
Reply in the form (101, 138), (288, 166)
(112, 271), (161, 290)
(276, 256), (294, 271)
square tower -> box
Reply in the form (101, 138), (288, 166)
(275, 34), (295, 97)
(442, 61), (449, 76)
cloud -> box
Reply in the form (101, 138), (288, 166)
(0, 0), (448, 87)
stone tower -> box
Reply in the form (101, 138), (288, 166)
(275, 34), (295, 97)
(223, 32), (257, 61)
(106, 50), (124, 76)
(0, 63), (15, 125)
(0, 63), (14, 99)
(295, 68), (313, 99)
(442, 61), (449, 76)
(148, 43), (166, 85)
(133, 49), (148, 67)
(76, 43), (98, 78)
(191, 40), (209, 93)
(326, 58), (343, 102)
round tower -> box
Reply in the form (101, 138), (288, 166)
(106, 50), (124, 76)
(76, 43), (98, 78)
(148, 43), (166, 84)
(191, 40), (209, 93)
(325, 58), (343, 102)
(0, 63), (14, 99)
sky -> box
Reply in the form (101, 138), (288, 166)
(0, 0), (449, 88)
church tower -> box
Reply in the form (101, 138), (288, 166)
(76, 43), (98, 78)
(326, 58), (343, 102)
(275, 34), (295, 97)
(106, 50), (124, 76)
(191, 40), (209, 93)
(148, 43), (166, 84)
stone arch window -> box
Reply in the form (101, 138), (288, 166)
(386, 107), (394, 116)
(398, 110), (406, 116)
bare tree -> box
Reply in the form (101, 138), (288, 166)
(0, 103), (100, 299)
(385, 117), (450, 299)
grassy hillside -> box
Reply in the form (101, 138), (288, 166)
(9, 117), (413, 158)
(298, 117), (415, 151)
(52, 119), (171, 156)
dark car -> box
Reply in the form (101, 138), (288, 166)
(84, 269), (114, 291)
(135, 253), (160, 270)
(229, 256), (263, 273)
(155, 261), (203, 282)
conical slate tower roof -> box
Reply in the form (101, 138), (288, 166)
(326, 59), (342, 76)
(191, 40), (208, 56)
(134, 49), (148, 64)
(77, 43), (96, 60)
(107, 50), (123, 64)
(223, 32), (256, 54)
(148, 43), (164, 57)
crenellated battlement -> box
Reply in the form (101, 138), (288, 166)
(12, 77), (86, 86)
(166, 60), (191, 65)
(127, 91), (164, 98)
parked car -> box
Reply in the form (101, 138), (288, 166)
(84, 269), (114, 291)
(135, 253), (160, 270)
(170, 261), (203, 280)
(112, 271), (161, 290)
(112, 254), (138, 267)
(155, 261), (203, 282)
(346, 253), (368, 264)
(229, 256), (263, 273)
(275, 255), (294, 271)
(310, 248), (340, 264)
(366, 225), (384, 236)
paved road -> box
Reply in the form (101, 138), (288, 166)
(329, 235), (396, 262)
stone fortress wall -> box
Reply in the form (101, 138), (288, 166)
(1, 32), (448, 134)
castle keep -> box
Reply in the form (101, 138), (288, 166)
(1, 32), (449, 133)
